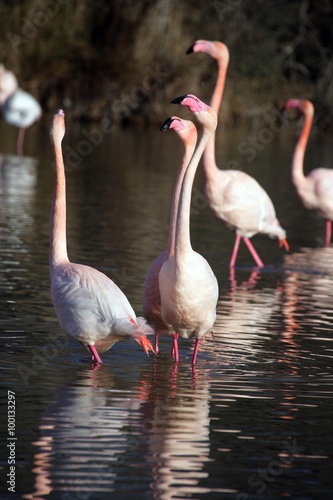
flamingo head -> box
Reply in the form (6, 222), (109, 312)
(186, 39), (229, 64)
(283, 99), (314, 119)
(170, 94), (211, 113)
(160, 116), (198, 146)
(50, 109), (65, 145)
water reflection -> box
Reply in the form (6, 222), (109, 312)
(23, 364), (146, 499)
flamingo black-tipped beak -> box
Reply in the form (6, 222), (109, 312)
(186, 43), (195, 54)
(160, 116), (174, 132)
(170, 94), (188, 105)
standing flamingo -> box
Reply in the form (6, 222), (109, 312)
(187, 40), (288, 267)
(159, 94), (219, 365)
(143, 118), (198, 355)
(283, 99), (333, 247)
(49, 109), (155, 364)
(0, 64), (41, 156)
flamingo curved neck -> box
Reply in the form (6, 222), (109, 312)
(203, 58), (228, 179)
(174, 126), (212, 256)
(50, 141), (69, 270)
(292, 107), (313, 185)
(166, 139), (196, 258)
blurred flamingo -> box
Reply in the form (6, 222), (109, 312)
(49, 109), (155, 364)
(187, 40), (288, 267)
(283, 99), (333, 247)
(143, 118), (197, 354)
(0, 64), (41, 155)
(159, 95), (219, 365)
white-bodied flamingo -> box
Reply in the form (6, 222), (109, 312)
(49, 109), (155, 364)
(187, 39), (288, 267)
(159, 95), (219, 365)
(143, 118), (197, 354)
(284, 98), (333, 247)
(0, 64), (41, 155)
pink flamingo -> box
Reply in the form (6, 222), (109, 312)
(284, 99), (333, 247)
(0, 64), (41, 156)
(187, 40), (288, 267)
(159, 95), (219, 365)
(143, 118), (197, 355)
(49, 110), (155, 364)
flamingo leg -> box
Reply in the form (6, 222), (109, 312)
(154, 332), (159, 354)
(17, 127), (25, 156)
(229, 233), (242, 267)
(171, 333), (179, 362)
(192, 339), (200, 365)
(325, 220), (332, 248)
(88, 345), (103, 364)
(243, 237), (264, 267)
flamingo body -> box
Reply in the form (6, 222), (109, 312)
(3, 88), (41, 128)
(187, 40), (288, 266)
(49, 110), (154, 363)
(284, 99), (333, 247)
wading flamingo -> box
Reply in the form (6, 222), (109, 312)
(284, 99), (333, 247)
(143, 118), (198, 354)
(0, 64), (41, 156)
(187, 40), (288, 267)
(159, 95), (219, 365)
(49, 110), (154, 364)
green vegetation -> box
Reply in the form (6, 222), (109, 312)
(1, 0), (332, 127)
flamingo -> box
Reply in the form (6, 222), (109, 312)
(49, 109), (155, 364)
(143, 118), (197, 355)
(158, 94), (219, 365)
(187, 40), (288, 267)
(0, 64), (41, 156)
(283, 99), (333, 247)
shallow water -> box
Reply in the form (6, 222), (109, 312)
(0, 116), (333, 500)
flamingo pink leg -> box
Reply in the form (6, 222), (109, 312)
(230, 234), (242, 267)
(243, 237), (264, 267)
(325, 220), (332, 248)
(88, 345), (103, 364)
(192, 339), (200, 365)
(171, 333), (179, 362)
(154, 332), (159, 354)
(17, 127), (25, 156)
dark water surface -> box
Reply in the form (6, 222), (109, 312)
(1, 116), (333, 500)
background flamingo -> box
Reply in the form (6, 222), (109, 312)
(159, 95), (219, 365)
(284, 99), (333, 247)
(49, 109), (154, 364)
(143, 118), (197, 354)
(0, 64), (41, 155)
(187, 39), (288, 267)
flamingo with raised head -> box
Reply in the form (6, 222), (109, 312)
(159, 95), (219, 365)
(143, 118), (197, 355)
(49, 109), (155, 364)
(187, 40), (288, 267)
(0, 64), (41, 156)
(284, 99), (333, 247)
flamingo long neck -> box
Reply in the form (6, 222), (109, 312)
(174, 123), (212, 256)
(292, 105), (313, 186)
(203, 58), (228, 179)
(166, 138), (196, 258)
(49, 139), (69, 271)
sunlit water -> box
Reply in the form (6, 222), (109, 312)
(0, 116), (333, 500)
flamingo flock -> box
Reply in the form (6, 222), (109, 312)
(2, 38), (330, 366)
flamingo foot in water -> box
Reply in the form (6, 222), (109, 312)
(88, 345), (103, 364)
(325, 220), (332, 248)
(171, 333), (179, 362)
